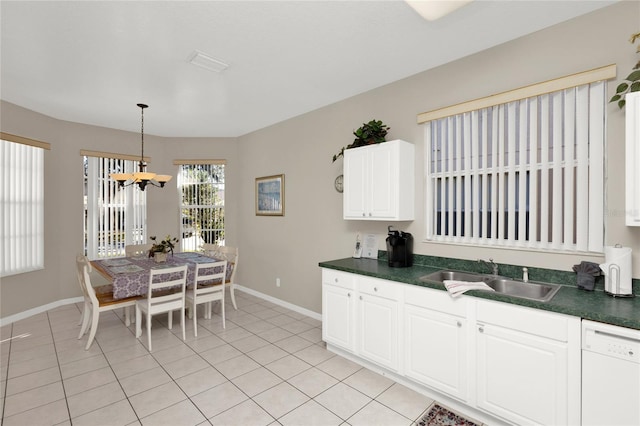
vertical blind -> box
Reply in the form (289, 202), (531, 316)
(85, 156), (147, 258)
(1, 137), (48, 276)
(423, 80), (606, 253)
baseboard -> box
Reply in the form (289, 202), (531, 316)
(235, 285), (321, 321)
(0, 286), (321, 327)
(0, 297), (84, 327)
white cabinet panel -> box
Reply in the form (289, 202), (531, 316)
(476, 322), (570, 425)
(343, 139), (414, 221)
(358, 291), (400, 371)
(404, 304), (467, 401)
(322, 284), (355, 351)
(627, 91), (640, 226)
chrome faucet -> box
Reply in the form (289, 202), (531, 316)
(478, 258), (499, 276)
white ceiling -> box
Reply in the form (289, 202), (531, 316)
(0, 1), (616, 138)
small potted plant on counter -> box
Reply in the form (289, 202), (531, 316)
(332, 119), (390, 162)
(148, 235), (179, 262)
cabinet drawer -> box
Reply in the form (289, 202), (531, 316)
(405, 285), (467, 317)
(477, 299), (569, 342)
(359, 276), (400, 300)
(322, 269), (355, 290)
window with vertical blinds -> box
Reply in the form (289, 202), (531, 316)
(175, 160), (225, 252)
(421, 69), (612, 253)
(1, 135), (49, 276)
(83, 153), (147, 258)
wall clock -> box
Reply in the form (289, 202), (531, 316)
(334, 174), (344, 193)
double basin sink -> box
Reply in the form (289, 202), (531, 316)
(420, 270), (561, 302)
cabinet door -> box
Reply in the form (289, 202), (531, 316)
(343, 146), (368, 218)
(476, 323), (568, 425)
(358, 293), (399, 371)
(368, 143), (395, 219)
(322, 284), (355, 351)
(404, 305), (467, 401)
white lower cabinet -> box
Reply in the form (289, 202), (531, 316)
(475, 300), (580, 426)
(322, 270), (356, 352)
(357, 277), (400, 371)
(404, 286), (468, 402)
(321, 268), (581, 425)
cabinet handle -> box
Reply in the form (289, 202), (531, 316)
(347, 292), (351, 297)
(457, 321), (462, 327)
(362, 212), (365, 217)
(374, 287), (378, 292)
(359, 296), (363, 300)
(368, 212), (372, 217)
(478, 326), (484, 333)
(334, 278), (338, 283)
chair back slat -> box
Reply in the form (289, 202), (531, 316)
(194, 261), (227, 297)
(146, 265), (188, 312)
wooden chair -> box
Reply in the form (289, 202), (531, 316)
(76, 255), (141, 350)
(135, 264), (188, 352)
(185, 260), (227, 336)
(125, 243), (152, 257)
(202, 244), (239, 310)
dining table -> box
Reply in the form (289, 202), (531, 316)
(91, 252), (228, 300)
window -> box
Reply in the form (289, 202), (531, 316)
(83, 151), (147, 258)
(419, 65), (615, 253)
(176, 161), (225, 252)
(1, 133), (49, 277)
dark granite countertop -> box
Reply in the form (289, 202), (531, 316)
(319, 257), (640, 331)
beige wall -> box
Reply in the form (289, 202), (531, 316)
(234, 1), (640, 313)
(1, 2), (639, 318)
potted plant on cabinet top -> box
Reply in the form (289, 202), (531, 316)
(148, 235), (179, 262)
(332, 119), (391, 162)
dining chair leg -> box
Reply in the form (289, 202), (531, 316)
(124, 306), (131, 327)
(221, 300), (226, 329)
(78, 302), (91, 339)
(180, 305), (186, 342)
(168, 311), (173, 330)
(85, 309), (100, 350)
(192, 303), (198, 337)
(147, 313), (152, 352)
(229, 284), (238, 310)
(135, 305), (142, 338)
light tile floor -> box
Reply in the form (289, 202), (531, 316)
(1, 290), (472, 426)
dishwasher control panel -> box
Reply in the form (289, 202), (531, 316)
(582, 320), (640, 363)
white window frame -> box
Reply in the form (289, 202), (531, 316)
(418, 65), (616, 254)
(83, 150), (147, 259)
(1, 133), (49, 277)
(175, 160), (226, 252)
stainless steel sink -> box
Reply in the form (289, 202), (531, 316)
(420, 270), (493, 284)
(486, 278), (560, 302)
(420, 270), (561, 302)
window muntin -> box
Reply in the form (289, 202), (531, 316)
(178, 163), (225, 252)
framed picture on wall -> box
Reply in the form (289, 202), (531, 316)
(255, 174), (285, 216)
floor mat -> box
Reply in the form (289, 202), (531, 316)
(415, 403), (480, 426)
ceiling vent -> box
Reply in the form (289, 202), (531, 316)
(187, 50), (229, 73)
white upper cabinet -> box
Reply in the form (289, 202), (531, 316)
(626, 92), (640, 226)
(343, 139), (414, 221)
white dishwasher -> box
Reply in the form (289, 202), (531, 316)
(582, 320), (640, 426)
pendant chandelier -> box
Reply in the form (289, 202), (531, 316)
(110, 103), (172, 191)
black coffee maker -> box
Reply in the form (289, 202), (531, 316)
(386, 226), (413, 267)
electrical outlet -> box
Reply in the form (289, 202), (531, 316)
(276, 278), (281, 287)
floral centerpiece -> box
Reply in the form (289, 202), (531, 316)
(148, 235), (179, 262)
